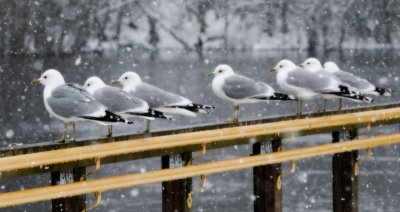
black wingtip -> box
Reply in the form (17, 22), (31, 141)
(375, 87), (394, 96)
(79, 110), (133, 124)
(271, 93), (297, 100)
(338, 94), (374, 103)
(149, 109), (174, 120)
(127, 109), (174, 120)
(167, 103), (215, 113)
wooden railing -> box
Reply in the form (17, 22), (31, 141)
(1, 102), (399, 211)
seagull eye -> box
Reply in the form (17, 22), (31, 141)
(44, 76), (47, 79)
(125, 77), (128, 79)
(279, 65), (283, 68)
(218, 70), (223, 73)
(87, 84), (90, 86)
(307, 62), (310, 65)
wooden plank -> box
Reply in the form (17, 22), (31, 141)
(162, 153), (192, 212)
(1, 133), (399, 208)
(253, 140), (282, 212)
(51, 168), (86, 212)
(1, 106), (400, 179)
(332, 130), (358, 212)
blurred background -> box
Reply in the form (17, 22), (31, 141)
(0, 0), (399, 58)
(1, 0), (400, 211)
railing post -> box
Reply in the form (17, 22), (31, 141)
(51, 167), (86, 212)
(253, 139), (282, 212)
(162, 153), (192, 212)
(332, 129), (358, 212)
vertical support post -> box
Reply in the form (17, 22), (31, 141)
(253, 139), (282, 212)
(162, 153), (192, 212)
(332, 129), (358, 212)
(51, 168), (86, 212)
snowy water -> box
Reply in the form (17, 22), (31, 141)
(1, 49), (400, 211)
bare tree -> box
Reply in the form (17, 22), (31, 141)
(147, 15), (159, 60)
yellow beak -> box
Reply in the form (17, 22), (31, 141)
(208, 72), (215, 77)
(297, 64), (304, 68)
(111, 80), (120, 85)
(267, 68), (277, 73)
(31, 79), (40, 84)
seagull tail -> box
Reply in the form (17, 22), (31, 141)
(375, 87), (394, 96)
(127, 109), (174, 120)
(79, 110), (134, 124)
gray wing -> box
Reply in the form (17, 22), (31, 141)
(128, 83), (188, 108)
(334, 71), (373, 90)
(286, 69), (338, 92)
(93, 86), (148, 113)
(222, 75), (273, 99)
(47, 84), (106, 118)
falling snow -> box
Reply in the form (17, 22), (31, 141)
(0, 0), (400, 211)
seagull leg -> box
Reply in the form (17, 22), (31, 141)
(338, 98), (343, 111)
(233, 104), (239, 123)
(54, 122), (67, 143)
(296, 98), (303, 115)
(143, 120), (151, 133)
(225, 104), (239, 123)
(71, 121), (77, 142)
(108, 125), (113, 137)
(102, 125), (113, 137)
(323, 99), (327, 112)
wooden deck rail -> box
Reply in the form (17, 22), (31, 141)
(1, 103), (400, 179)
(1, 133), (400, 208)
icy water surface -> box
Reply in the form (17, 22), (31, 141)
(0, 50), (400, 211)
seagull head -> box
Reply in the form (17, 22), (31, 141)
(268, 59), (297, 73)
(300, 58), (323, 72)
(208, 64), (234, 78)
(83, 76), (106, 94)
(324, 61), (340, 73)
(112, 71), (142, 88)
(31, 69), (65, 87)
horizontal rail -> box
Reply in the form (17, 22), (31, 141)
(1, 133), (400, 208)
(1, 105), (400, 178)
(3, 103), (400, 156)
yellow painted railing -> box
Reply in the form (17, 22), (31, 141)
(0, 106), (399, 174)
(1, 133), (399, 208)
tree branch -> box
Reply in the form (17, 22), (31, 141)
(136, 2), (193, 51)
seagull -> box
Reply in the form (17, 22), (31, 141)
(83, 76), (173, 134)
(324, 61), (393, 96)
(31, 69), (132, 142)
(112, 72), (214, 128)
(301, 57), (351, 111)
(208, 64), (296, 122)
(268, 59), (374, 114)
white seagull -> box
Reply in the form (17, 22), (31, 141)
(31, 69), (132, 142)
(208, 64), (296, 122)
(301, 57), (354, 111)
(268, 59), (374, 114)
(83, 76), (173, 134)
(112, 72), (214, 128)
(324, 61), (393, 96)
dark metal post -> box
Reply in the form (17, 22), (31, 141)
(332, 129), (358, 212)
(253, 139), (282, 212)
(162, 153), (192, 212)
(51, 168), (86, 212)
